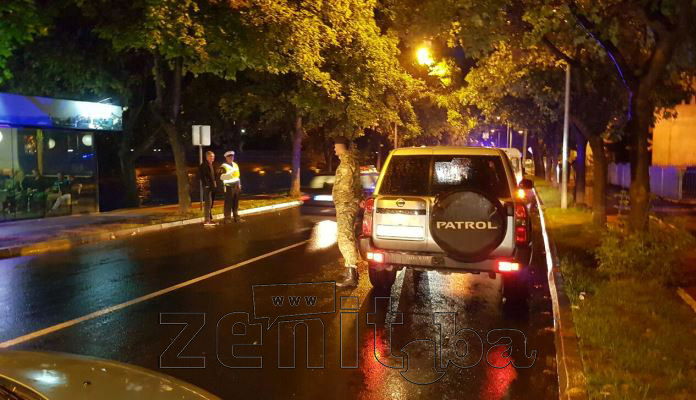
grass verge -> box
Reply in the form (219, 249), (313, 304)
(534, 179), (696, 400)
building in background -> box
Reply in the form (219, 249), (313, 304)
(0, 92), (122, 221)
(652, 96), (696, 167)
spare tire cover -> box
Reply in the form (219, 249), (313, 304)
(430, 190), (507, 262)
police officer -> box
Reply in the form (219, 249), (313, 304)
(221, 150), (242, 223)
(333, 136), (365, 287)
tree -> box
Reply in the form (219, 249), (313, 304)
(221, 0), (422, 196)
(0, 0), (46, 83)
(567, 1), (696, 230)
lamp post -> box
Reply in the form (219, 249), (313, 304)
(561, 63), (571, 209)
(416, 45), (434, 66)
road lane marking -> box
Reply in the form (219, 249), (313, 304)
(0, 240), (310, 349)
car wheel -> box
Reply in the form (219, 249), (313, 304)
(368, 264), (397, 293)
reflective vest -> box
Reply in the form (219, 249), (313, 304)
(221, 162), (240, 185)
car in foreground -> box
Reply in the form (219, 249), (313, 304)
(300, 167), (379, 215)
(0, 351), (220, 400)
(359, 146), (534, 305)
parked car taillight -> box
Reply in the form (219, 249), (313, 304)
(514, 203), (528, 245)
(362, 197), (374, 236)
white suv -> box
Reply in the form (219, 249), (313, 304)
(359, 146), (534, 304)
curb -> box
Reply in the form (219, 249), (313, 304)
(534, 190), (588, 400)
(0, 201), (302, 260)
(677, 288), (696, 314)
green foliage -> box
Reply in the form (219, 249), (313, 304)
(574, 279), (696, 400)
(595, 222), (694, 285)
(0, 0), (47, 82)
(1, 8), (129, 102)
(219, 0), (423, 140)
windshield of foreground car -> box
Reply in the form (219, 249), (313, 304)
(379, 154), (511, 198)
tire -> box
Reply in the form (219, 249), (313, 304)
(501, 270), (530, 307)
(368, 264), (397, 293)
(430, 190), (507, 263)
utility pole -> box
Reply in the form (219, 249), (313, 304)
(522, 130), (528, 175)
(393, 122), (398, 148)
(506, 124), (511, 147)
(561, 63), (571, 209)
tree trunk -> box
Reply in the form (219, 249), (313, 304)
(119, 99), (150, 208)
(573, 125), (587, 206)
(588, 135), (607, 225)
(118, 125), (159, 208)
(546, 137), (559, 185)
(531, 132), (545, 178)
(163, 122), (191, 213)
(153, 56), (190, 214)
(289, 115), (303, 197)
(320, 128), (333, 172)
(119, 152), (139, 207)
(627, 89), (652, 231)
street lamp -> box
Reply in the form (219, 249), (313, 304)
(416, 47), (434, 66)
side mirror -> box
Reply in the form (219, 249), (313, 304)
(519, 178), (534, 190)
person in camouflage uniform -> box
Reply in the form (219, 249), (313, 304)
(333, 136), (364, 287)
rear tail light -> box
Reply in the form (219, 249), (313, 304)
(516, 188), (526, 200)
(300, 195), (310, 202)
(366, 251), (385, 263)
(362, 197), (374, 236)
(514, 203), (528, 245)
(498, 261), (520, 272)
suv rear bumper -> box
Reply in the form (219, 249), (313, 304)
(359, 236), (532, 273)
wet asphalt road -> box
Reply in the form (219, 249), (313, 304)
(0, 207), (558, 399)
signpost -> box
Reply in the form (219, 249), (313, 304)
(192, 125), (211, 210)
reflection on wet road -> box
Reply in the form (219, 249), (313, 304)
(0, 207), (557, 399)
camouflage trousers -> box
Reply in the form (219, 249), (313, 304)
(335, 202), (361, 268)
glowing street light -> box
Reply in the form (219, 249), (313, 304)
(416, 47), (434, 66)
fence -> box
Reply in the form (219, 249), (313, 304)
(608, 163), (696, 200)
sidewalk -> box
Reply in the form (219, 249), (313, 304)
(0, 195), (300, 259)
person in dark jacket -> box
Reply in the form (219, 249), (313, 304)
(199, 151), (218, 227)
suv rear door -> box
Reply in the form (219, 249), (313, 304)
(371, 150), (516, 257)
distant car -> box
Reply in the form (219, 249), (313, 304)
(0, 351), (220, 400)
(300, 169), (379, 215)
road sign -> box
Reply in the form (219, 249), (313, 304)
(192, 125), (211, 146)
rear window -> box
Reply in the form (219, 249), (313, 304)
(379, 155), (430, 195)
(379, 154), (510, 198)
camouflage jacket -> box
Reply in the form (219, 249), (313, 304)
(332, 151), (362, 206)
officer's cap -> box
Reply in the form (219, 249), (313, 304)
(224, 150), (235, 157)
